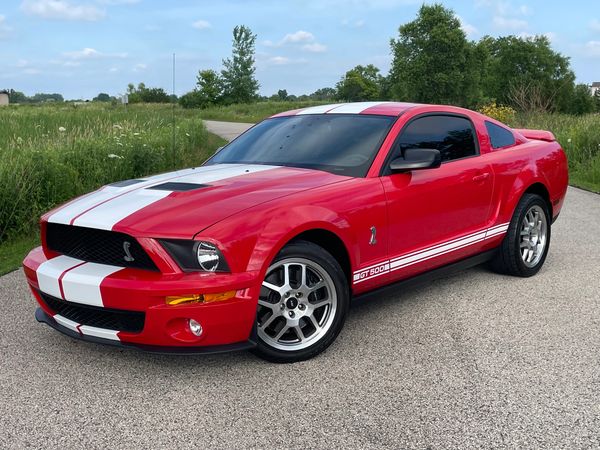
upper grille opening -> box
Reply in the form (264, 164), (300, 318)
(46, 222), (159, 271)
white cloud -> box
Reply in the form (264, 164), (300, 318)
(0, 15), (12, 38)
(133, 63), (147, 71)
(109, 67), (118, 72)
(341, 18), (365, 28)
(192, 19), (211, 30)
(264, 30), (327, 53)
(518, 31), (556, 42)
(590, 19), (600, 33)
(281, 30), (315, 44)
(63, 47), (127, 59)
(15, 59), (28, 68)
(21, 0), (105, 21)
(23, 68), (41, 74)
(96, 0), (140, 4)
(585, 40), (600, 57)
(268, 56), (290, 65)
(456, 15), (478, 38)
(63, 60), (81, 67)
(302, 43), (327, 52)
(493, 16), (528, 30)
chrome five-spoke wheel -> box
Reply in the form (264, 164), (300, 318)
(257, 258), (337, 351)
(519, 204), (548, 268)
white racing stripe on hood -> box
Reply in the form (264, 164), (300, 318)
(70, 164), (278, 231)
(47, 167), (203, 226)
(296, 103), (347, 115)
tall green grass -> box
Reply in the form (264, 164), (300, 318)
(198, 100), (327, 123)
(515, 113), (600, 192)
(0, 103), (225, 244)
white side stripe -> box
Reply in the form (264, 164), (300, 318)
(79, 325), (120, 341)
(353, 223), (510, 284)
(53, 314), (80, 333)
(37, 255), (83, 299)
(61, 262), (123, 307)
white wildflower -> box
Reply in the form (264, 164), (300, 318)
(58, 126), (66, 132)
(108, 153), (124, 159)
(567, 138), (572, 143)
(133, 132), (140, 136)
(185, 133), (190, 137)
(16, 137), (23, 145)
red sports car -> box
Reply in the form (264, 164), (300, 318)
(23, 102), (568, 362)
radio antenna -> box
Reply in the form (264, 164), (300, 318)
(171, 53), (176, 158)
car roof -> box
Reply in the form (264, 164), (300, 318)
(270, 101), (422, 118)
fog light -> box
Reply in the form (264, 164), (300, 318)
(188, 319), (203, 337)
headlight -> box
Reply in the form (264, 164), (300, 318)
(159, 239), (230, 272)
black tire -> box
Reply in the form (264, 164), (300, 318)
(252, 240), (349, 363)
(490, 193), (551, 277)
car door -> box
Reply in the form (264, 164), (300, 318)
(380, 113), (494, 282)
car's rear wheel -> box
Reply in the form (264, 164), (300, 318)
(253, 240), (349, 363)
(490, 193), (551, 277)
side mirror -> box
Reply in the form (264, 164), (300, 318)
(389, 148), (441, 173)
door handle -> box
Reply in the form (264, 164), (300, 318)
(472, 173), (490, 183)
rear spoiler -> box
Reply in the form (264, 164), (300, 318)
(514, 129), (556, 142)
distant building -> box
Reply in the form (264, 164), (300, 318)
(0, 90), (9, 106)
(591, 82), (600, 96)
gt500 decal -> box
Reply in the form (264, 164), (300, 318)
(353, 262), (390, 283)
(353, 222), (510, 285)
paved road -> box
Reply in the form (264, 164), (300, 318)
(204, 120), (253, 141)
(1, 121), (599, 448)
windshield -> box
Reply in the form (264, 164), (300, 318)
(206, 114), (396, 177)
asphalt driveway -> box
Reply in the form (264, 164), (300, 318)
(0, 121), (598, 449)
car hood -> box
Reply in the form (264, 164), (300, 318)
(44, 163), (348, 239)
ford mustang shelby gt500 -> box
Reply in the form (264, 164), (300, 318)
(23, 102), (568, 362)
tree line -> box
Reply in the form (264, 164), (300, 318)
(180, 4), (600, 115)
(7, 4), (599, 114)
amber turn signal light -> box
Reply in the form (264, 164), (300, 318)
(165, 290), (236, 306)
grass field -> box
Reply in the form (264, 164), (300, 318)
(198, 100), (326, 122)
(1, 101), (598, 275)
(0, 103), (226, 274)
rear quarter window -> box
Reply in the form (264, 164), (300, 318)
(485, 121), (516, 149)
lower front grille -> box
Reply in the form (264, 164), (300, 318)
(38, 291), (145, 333)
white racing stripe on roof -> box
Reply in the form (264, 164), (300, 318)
(326, 102), (392, 114)
(70, 164), (276, 231)
(296, 103), (347, 115)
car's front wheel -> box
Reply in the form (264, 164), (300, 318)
(253, 240), (349, 363)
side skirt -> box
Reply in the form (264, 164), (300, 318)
(353, 249), (497, 303)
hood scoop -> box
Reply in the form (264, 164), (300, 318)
(109, 179), (145, 187)
(147, 182), (211, 192)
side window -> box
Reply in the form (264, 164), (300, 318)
(392, 115), (478, 163)
(485, 121), (516, 149)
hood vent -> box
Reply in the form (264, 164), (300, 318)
(147, 182), (210, 192)
(109, 179), (145, 187)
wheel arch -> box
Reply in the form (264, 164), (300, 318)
(523, 182), (553, 217)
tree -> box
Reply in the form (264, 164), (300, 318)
(594, 89), (600, 113)
(197, 69), (224, 105)
(388, 4), (480, 106)
(336, 64), (382, 101)
(221, 25), (259, 103)
(565, 84), (595, 115)
(277, 89), (289, 101)
(8, 90), (27, 103)
(93, 93), (111, 102)
(126, 83), (170, 103)
(310, 87), (336, 101)
(481, 35), (575, 112)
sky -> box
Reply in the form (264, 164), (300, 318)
(1, 0), (599, 100)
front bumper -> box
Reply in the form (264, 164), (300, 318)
(23, 247), (262, 350)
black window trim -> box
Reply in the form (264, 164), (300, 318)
(379, 112), (480, 176)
